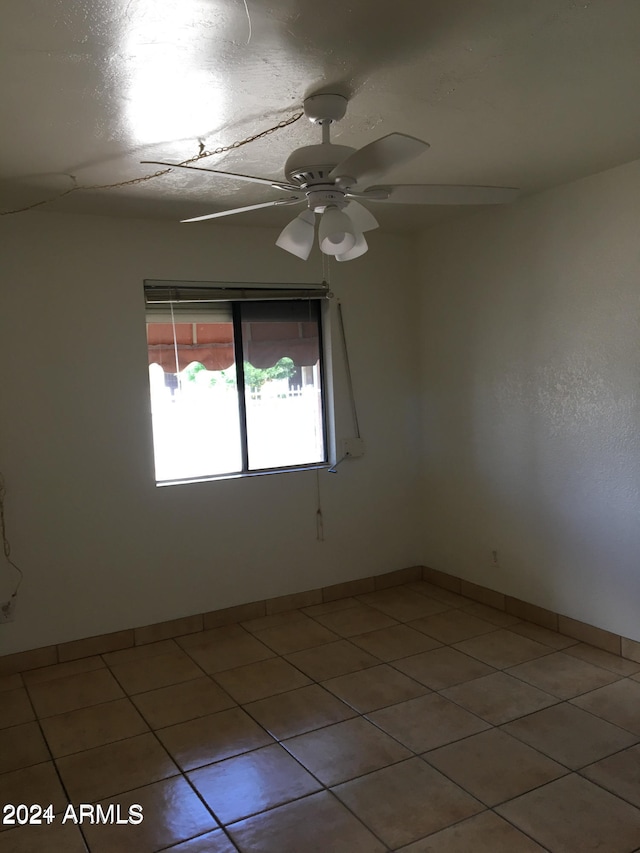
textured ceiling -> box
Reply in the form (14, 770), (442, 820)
(2, 0), (640, 231)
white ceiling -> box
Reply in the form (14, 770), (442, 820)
(2, 0), (640, 231)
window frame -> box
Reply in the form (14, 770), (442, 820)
(144, 281), (331, 485)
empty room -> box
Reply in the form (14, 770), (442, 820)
(1, 1), (640, 851)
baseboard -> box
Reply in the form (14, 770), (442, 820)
(2, 563), (639, 677)
(422, 566), (640, 665)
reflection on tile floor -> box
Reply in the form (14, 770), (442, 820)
(2, 582), (640, 852)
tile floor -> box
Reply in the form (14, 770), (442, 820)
(2, 581), (640, 852)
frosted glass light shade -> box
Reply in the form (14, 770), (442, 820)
(345, 201), (379, 232)
(318, 206), (357, 255)
(276, 210), (316, 260)
(336, 231), (368, 262)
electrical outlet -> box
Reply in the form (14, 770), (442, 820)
(0, 598), (16, 624)
(342, 437), (365, 458)
(490, 550), (500, 568)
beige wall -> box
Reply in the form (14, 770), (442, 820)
(0, 212), (423, 654)
(417, 158), (640, 641)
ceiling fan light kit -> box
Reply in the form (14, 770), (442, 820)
(318, 205), (357, 255)
(143, 92), (518, 262)
(275, 210), (315, 260)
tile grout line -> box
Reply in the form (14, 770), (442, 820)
(17, 677), (93, 852)
(4, 582), (640, 852)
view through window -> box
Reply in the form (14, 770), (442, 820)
(145, 286), (327, 483)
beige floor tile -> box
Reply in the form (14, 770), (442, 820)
(204, 601), (266, 631)
(165, 829), (238, 852)
(558, 615), (621, 655)
(21, 656), (105, 686)
(284, 639), (379, 681)
(244, 684), (356, 740)
(0, 673), (23, 692)
(109, 648), (204, 695)
(502, 702), (638, 769)
(441, 671), (558, 725)
(406, 581), (468, 607)
(57, 630), (133, 663)
(368, 693), (490, 752)
(135, 613), (203, 646)
(322, 577), (376, 602)
(496, 773), (640, 853)
(302, 597), (360, 617)
(0, 646), (57, 677)
(510, 621), (579, 649)
(623, 637), (640, 665)
(564, 643), (640, 675)
(132, 677), (235, 729)
(357, 588), (450, 621)
(157, 707), (273, 771)
(102, 639), (178, 667)
(189, 742), (322, 824)
(459, 602), (520, 627)
(0, 762), (68, 826)
(397, 810), (547, 852)
(40, 697), (148, 758)
(322, 664), (428, 712)
(581, 744), (640, 808)
(56, 731), (179, 802)
(266, 589), (322, 614)
(283, 716), (410, 785)
(178, 626), (276, 674)
(27, 668), (124, 718)
(409, 609), (496, 644)
(0, 721), (49, 773)
(253, 618), (339, 655)
(1, 819), (88, 853)
(507, 651), (621, 699)
(313, 603), (399, 637)
(393, 647), (495, 689)
(571, 679), (640, 735)
(453, 629), (552, 669)
(333, 757), (483, 849)
(241, 609), (309, 633)
(227, 790), (386, 853)
(460, 581), (505, 610)
(81, 776), (217, 853)
(350, 624), (441, 661)
(0, 688), (34, 729)
(213, 657), (310, 704)
(425, 728), (567, 806)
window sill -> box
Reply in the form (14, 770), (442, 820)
(155, 462), (330, 487)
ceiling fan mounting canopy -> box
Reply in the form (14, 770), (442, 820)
(142, 90), (519, 261)
(302, 93), (348, 124)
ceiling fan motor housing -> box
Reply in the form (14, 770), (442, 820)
(284, 144), (356, 186)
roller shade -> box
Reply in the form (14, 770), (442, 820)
(145, 284), (326, 373)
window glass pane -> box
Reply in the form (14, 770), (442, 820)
(240, 301), (325, 470)
(147, 321), (242, 481)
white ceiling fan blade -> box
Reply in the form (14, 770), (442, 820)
(329, 133), (430, 185)
(181, 198), (303, 223)
(141, 161), (299, 192)
(345, 200), (379, 232)
(362, 184), (520, 205)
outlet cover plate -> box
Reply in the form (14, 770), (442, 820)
(342, 437), (365, 458)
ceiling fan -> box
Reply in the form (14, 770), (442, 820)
(143, 93), (518, 262)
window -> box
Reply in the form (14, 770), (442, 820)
(144, 283), (329, 484)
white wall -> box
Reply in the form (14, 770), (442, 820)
(417, 158), (640, 641)
(0, 212), (423, 654)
